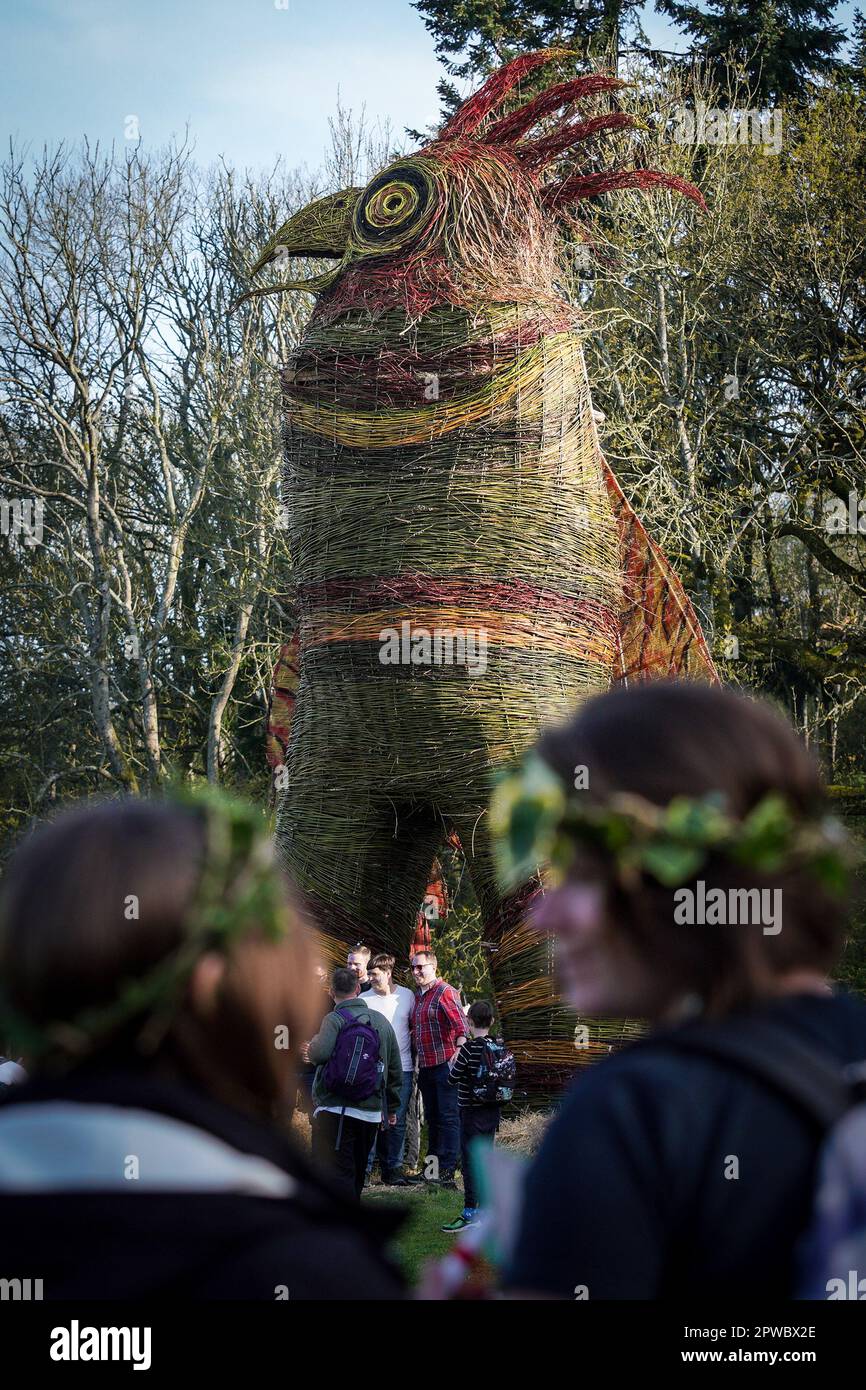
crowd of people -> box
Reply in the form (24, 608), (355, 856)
(0, 680), (864, 1300)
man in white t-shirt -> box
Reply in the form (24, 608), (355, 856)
(365, 953), (415, 1186)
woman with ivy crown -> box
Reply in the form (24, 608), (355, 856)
(492, 680), (866, 1300)
(0, 790), (405, 1300)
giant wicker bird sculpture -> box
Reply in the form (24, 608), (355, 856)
(247, 50), (717, 1094)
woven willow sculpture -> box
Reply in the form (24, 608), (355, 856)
(250, 50), (717, 1094)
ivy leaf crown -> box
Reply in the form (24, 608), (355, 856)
(490, 752), (857, 895)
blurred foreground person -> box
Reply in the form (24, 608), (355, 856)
(0, 791), (405, 1300)
(493, 682), (866, 1299)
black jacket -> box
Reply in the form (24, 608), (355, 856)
(0, 1068), (406, 1300)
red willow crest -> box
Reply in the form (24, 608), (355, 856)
(432, 47), (707, 215)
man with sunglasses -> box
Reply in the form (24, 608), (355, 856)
(408, 952), (467, 1190)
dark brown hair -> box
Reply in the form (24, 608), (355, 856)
(370, 953), (395, 973)
(536, 681), (849, 1015)
(0, 798), (318, 1118)
(331, 966), (359, 996)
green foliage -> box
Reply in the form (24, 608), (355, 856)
(427, 901), (495, 1007)
(657, 0), (851, 102)
(413, 0), (647, 75)
(416, 0), (853, 102)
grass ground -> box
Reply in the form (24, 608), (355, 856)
(294, 1105), (551, 1287)
(362, 1184), (467, 1285)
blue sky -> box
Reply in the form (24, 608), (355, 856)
(0, 0), (858, 177)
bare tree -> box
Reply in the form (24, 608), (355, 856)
(0, 141), (310, 803)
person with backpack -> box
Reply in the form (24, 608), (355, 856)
(442, 1000), (516, 1233)
(490, 681), (866, 1300)
(309, 967), (403, 1199)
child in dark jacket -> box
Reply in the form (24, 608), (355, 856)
(442, 1000), (500, 1232)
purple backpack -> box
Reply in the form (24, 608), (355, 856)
(322, 1005), (382, 1103)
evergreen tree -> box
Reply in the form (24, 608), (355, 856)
(412, 0), (649, 116)
(657, 0), (849, 101)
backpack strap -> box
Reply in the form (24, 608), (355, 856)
(657, 1017), (859, 1132)
(333, 1002), (371, 1026)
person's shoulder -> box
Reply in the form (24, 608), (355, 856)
(395, 984), (415, 1004)
(553, 991), (866, 1123)
(744, 988), (866, 1063)
(551, 1032), (715, 1129)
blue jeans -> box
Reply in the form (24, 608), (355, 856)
(376, 1070), (414, 1176)
(418, 1061), (460, 1176)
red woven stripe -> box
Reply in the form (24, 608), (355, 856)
(286, 312), (576, 407)
(298, 573), (617, 628)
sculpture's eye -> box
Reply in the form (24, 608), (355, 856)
(352, 163), (437, 252)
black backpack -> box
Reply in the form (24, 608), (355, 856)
(471, 1037), (517, 1104)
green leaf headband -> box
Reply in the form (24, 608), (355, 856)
(0, 786), (291, 1063)
(489, 752), (857, 897)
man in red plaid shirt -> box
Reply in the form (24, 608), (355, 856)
(408, 951), (467, 1188)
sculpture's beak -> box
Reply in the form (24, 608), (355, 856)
(235, 187), (362, 308)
